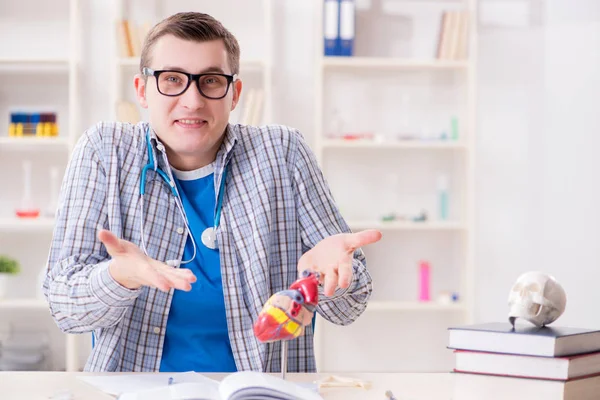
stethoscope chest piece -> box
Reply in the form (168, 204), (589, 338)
(201, 227), (218, 250)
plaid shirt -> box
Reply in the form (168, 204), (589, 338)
(43, 121), (372, 372)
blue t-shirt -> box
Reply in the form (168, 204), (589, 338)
(159, 163), (237, 372)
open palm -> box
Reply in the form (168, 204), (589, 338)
(297, 229), (382, 296)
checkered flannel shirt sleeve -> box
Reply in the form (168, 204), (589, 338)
(291, 129), (373, 326)
(43, 128), (142, 334)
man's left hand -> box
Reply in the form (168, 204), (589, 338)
(297, 229), (382, 297)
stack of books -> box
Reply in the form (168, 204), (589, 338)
(447, 322), (600, 400)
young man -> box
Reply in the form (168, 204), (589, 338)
(43, 12), (381, 373)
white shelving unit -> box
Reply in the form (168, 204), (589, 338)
(322, 56), (469, 70)
(322, 138), (468, 149)
(347, 220), (465, 231)
(0, 217), (57, 232)
(109, 0), (273, 125)
(0, 298), (49, 310)
(367, 300), (466, 312)
(313, 0), (477, 372)
(0, 0), (82, 372)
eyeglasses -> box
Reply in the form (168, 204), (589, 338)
(142, 67), (236, 99)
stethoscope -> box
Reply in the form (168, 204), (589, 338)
(139, 127), (228, 265)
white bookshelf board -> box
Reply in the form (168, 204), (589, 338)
(312, 0), (477, 372)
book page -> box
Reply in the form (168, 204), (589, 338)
(78, 371), (219, 398)
(118, 382), (221, 400)
(219, 371), (323, 400)
(169, 382), (221, 400)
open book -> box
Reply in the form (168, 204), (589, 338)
(80, 371), (322, 400)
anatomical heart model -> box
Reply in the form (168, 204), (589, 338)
(253, 270), (319, 380)
(254, 270), (319, 343)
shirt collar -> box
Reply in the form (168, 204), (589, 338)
(215, 123), (238, 172)
(144, 122), (238, 175)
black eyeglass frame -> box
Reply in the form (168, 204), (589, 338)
(142, 67), (236, 99)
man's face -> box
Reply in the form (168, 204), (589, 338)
(135, 35), (242, 170)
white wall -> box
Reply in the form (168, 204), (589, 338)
(475, 0), (600, 328)
(77, 1), (600, 330)
(5, 0), (597, 371)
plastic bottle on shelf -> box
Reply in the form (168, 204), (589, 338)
(15, 160), (40, 218)
(437, 174), (449, 221)
(44, 167), (60, 218)
(418, 260), (431, 302)
(451, 116), (459, 140)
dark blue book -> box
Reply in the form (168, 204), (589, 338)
(448, 322), (600, 357)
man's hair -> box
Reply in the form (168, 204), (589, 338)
(140, 12), (240, 75)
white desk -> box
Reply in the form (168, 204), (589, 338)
(0, 371), (454, 399)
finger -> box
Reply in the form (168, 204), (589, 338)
(164, 275), (192, 291)
(146, 266), (173, 292)
(135, 260), (178, 292)
(164, 269), (197, 291)
(296, 253), (315, 277)
(323, 269), (338, 297)
(164, 266), (197, 283)
(160, 262), (196, 283)
(153, 262), (196, 291)
(98, 229), (126, 256)
(347, 229), (383, 250)
(298, 307), (315, 326)
(337, 261), (353, 289)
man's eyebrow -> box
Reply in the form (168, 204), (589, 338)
(161, 65), (227, 74)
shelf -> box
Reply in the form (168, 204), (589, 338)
(367, 301), (465, 311)
(322, 139), (467, 150)
(347, 220), (465, 231)
(0, 298), (49, 310)
(0, 137), (70, 150)
(117, 57), (266, 72)
(0, 217), (55, 232)
(0, 58), (70, 73)
(322, 57), (469, 70)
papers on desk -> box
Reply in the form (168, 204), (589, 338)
(78, 371), (322, 400)
(78, 372), (218, 398)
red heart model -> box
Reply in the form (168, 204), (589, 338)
(253, 270), (319, 343)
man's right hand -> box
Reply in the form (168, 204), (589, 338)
(98, 229), (197, 292)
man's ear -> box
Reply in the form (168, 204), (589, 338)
(231, 79), (243, 111)
(134, 74), (149, 109)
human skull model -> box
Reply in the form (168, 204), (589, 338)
(508, 271), (567, 328)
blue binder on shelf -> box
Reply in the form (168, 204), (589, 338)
(323, 0), (340, 56)
(338, 0), (355, 56)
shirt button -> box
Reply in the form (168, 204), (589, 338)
(228, 277), (235, 287)
(170, 197), (175, 204)
(176, 227), (184, 234)
(153, 327), (161, 334)
(157, 144), (164, 151)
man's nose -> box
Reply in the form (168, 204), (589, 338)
(179, 81), (206, 109)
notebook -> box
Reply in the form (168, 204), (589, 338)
(448, 322), (600, 357)
(81, 371), (322, 400)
